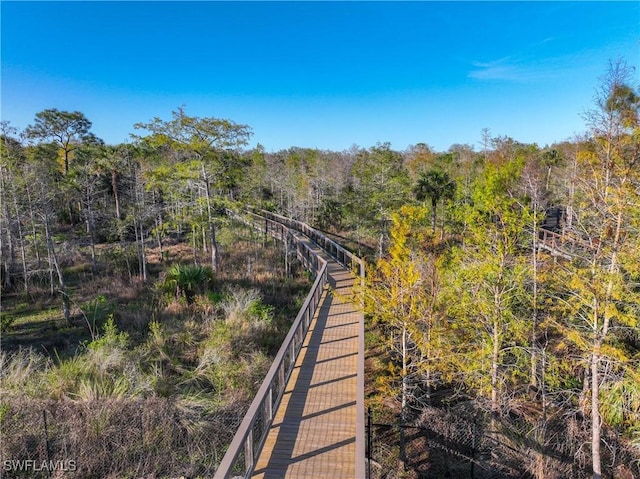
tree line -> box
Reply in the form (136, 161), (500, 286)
(1, 59), (638, 478)
(363, 60), (639, 478)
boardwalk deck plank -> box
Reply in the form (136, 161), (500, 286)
(252, 246), (361, 479)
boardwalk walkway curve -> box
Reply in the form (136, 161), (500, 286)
(215, 210), (366, 479)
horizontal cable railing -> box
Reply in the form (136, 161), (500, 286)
(214, 210), (328, 479)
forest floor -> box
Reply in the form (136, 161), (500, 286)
(1, 223), (310, 360)
(1, 221), (319, 479)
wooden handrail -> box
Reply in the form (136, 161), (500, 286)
(215, 210), (328, 479)
(255, 210), (367, 479)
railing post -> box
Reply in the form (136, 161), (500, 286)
(266, 386), (273, 421)
(264, 219), (268, 246)
(245, 430), (254, 472)
(278, 363), (285, 395)
(289, 342), (295, 368)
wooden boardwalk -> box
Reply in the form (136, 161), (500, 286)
(251, 246), (362, 479)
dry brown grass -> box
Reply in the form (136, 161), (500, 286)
(1, 222), (313, 478)
(1, 396), (247, 479)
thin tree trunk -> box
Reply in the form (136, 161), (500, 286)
(47, 243), (54, 296)
(1, 170), (16, 290)
(111, 170), (121, 220)
(491, 295), (501, 445)
(142, 228), (148, 282)
(25, 185), (42, 268)
(399, 323), (408, 472)
(123, 244), (132, 282)
(531, 209), (539, 387)
(44, 217), (71, 325)
(208, 208), (217, 270)
(589, 203), (623, 479)
(139, 221), (147, 282)
(0, 214), (13, 290)
(155, 216), (163, 255)
(284, 234), (289, 277)
(431, 197), (437, 232)
(201, 162), (218, 271)
(491, 317), (499, 414)
(202, 225), (207, 253)
(66, 201), (74, 226)
(439, 201), (446, 240)
(86, 188), (97, 275)
(534, 348), (548, 479)
(63, 147), (70, 176)
(134, 220), (142, 278)
(425, 325), (432, 404)
(12, 193), (29, 293)
(545, 166), (552, 192)
(565, 149), (578, 233)
(133, 165), (148, 282)
(192, 224), (198, 266)
(591, 345), (602, 479)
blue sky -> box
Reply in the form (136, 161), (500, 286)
(2, 1), (638, 152)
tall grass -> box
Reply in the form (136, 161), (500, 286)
(1, 396), (244, 478)
(220, 286), (262, 323)
(2, 222), (312, 477)
(0, 348), (49, 397)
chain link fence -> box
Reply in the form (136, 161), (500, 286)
(1, 396), (246, 479)
(367, 402), (640, 479)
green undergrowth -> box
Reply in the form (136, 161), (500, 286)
(1, 222), (310, 404)
(1, 222), (312, 477)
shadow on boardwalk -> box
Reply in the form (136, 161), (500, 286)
(252, 263), (361, 479)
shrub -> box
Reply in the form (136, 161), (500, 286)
(45, 355), (88, 399)
(220, 286), (261, 323)
(88, 316), (129, 352)
(0, 312), (16, 333)
(163, 264), (214, 303)
(248, 299), (275, 322)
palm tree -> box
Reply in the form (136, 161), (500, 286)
(414, 169), (456, 232)
(165, 264), (213, 303)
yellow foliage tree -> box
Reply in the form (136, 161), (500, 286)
(550, 59), (640, 479)
(363, 204), (448, 469)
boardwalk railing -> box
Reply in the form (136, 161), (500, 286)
(215, 209), (365, 479)
(255, 210), (366, 479)
(255, 208), (366, 279)
(538, 228), (597, 259)
(215, 210), (328, 479)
